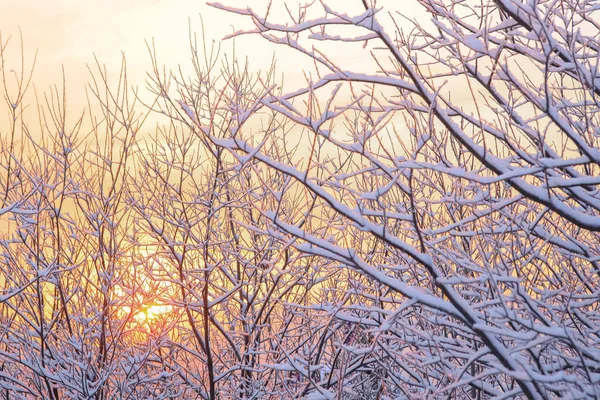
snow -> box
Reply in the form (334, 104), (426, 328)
(1, 0), (599, 398)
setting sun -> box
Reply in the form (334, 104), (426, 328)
(133, 304), (173, 324)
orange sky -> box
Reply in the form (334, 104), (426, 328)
(0, 1), (253, 107)
(0, 0), (429, 136)
(0, 1), (418, 95)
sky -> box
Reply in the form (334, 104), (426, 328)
(0, 1), (366, 97)
(0, 1), (415, 97)
(0, 1), (259, 107)
(0, 0), (428, 135)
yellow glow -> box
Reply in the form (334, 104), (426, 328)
(133, 304), (173, 324)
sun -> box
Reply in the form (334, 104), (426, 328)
(133, 304), (173, 324)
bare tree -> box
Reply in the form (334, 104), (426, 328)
(1, 0), (600, 398)
(185, 0), (600, 398)
(137, 37), (342, 399)
(0, 41), (181, 398)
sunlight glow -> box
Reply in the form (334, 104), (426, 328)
(133, 304), (173, 324)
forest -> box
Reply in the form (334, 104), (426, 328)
(0, 0), (599, 398)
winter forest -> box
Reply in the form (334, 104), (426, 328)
(0, 0), (599, 398)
